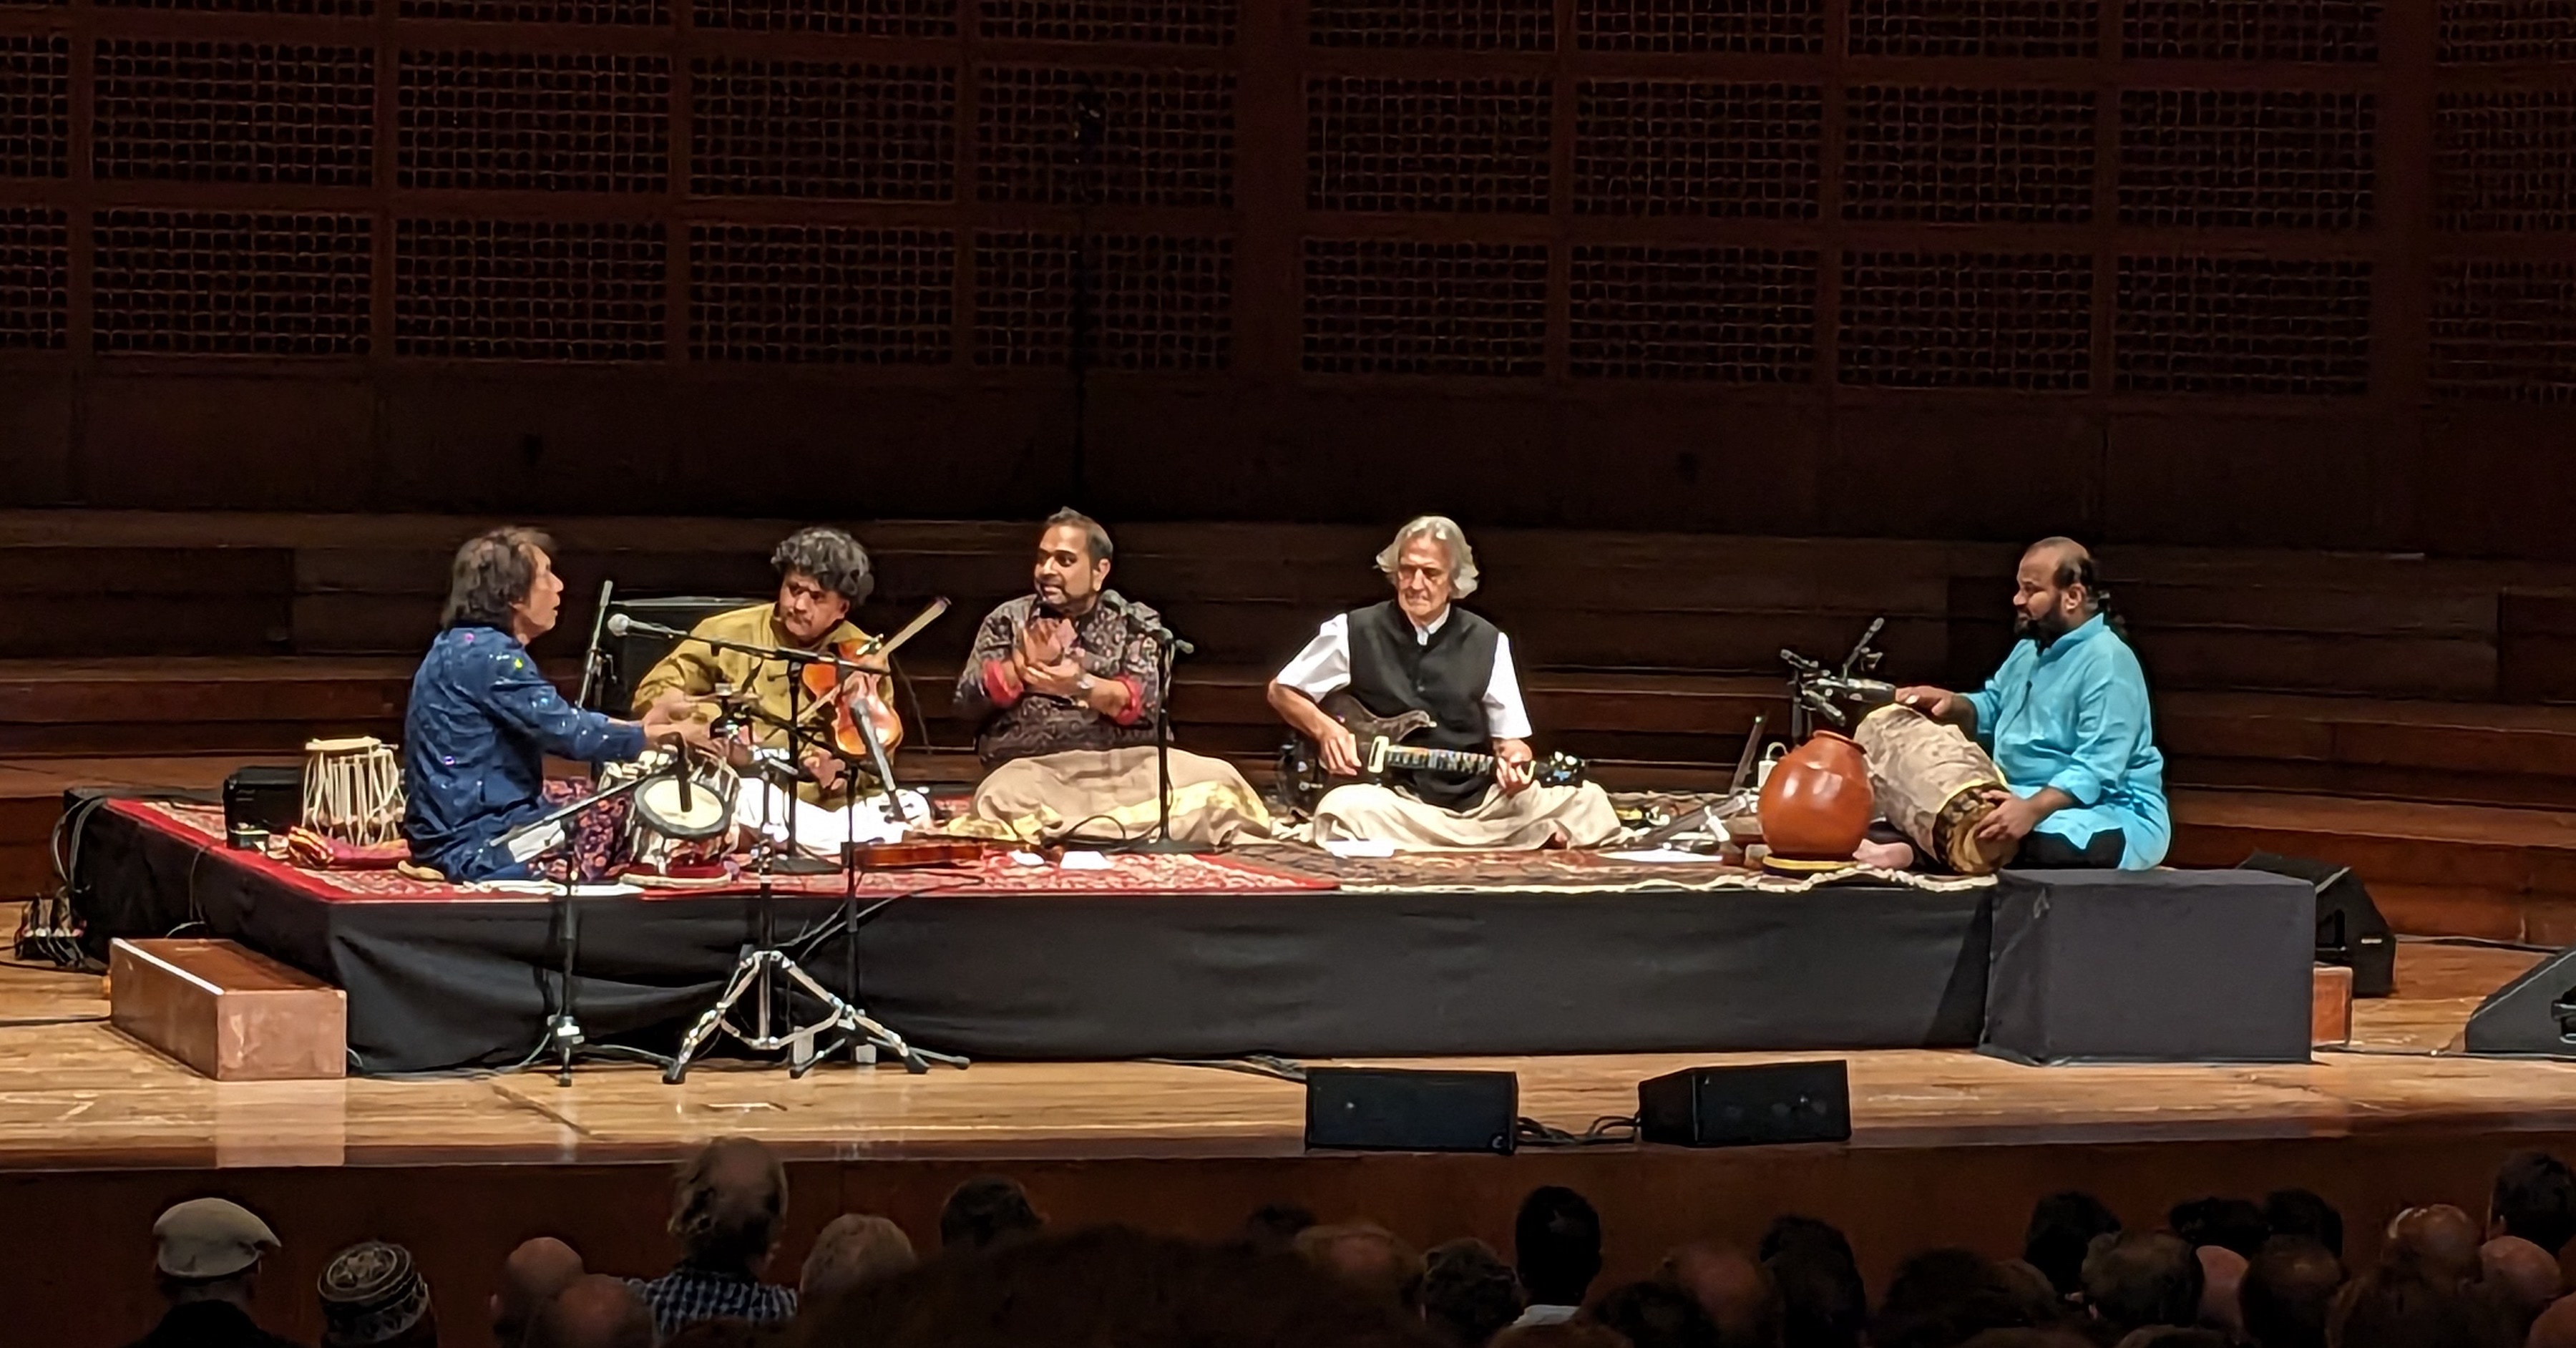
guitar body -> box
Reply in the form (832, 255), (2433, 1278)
(1275, 691), (1586, 818)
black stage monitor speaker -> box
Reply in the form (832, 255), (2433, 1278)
(223, 766), (304, 845)
(1304, 1068), (1518, 1155)
(1637, 1060), (1852, 1148)
(596, 595), (759, 713)
(2465, 948), (2576, 1058)
(2240, 851), (2394, 997)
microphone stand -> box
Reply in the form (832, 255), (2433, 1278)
(1105, 595), (1199, 854)
(491, 772), (665, 1085)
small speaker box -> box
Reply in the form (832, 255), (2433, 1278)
(223, 766), (304, 844)
(1304, 1067), (1518, 1154)
(1637, 1060), (1851, 1148)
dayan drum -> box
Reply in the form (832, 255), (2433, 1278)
(607, 750), (740, 879)
(1853, 704), (2020, 875)
(301, 737), (405, 847)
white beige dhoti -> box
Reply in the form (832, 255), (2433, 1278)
(1309, 780), (1621, 852)
(970, 745), (1272, 846)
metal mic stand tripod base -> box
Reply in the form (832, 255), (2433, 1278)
(662, 695), (965, 1082)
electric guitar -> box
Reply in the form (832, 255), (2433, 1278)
(1275, 690), (1586, 817)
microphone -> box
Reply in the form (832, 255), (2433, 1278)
(1101, 592), (1194, 655)
(605, 612), (686, 640)
(674, 743), (693, 813)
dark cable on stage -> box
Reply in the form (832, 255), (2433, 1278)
(1513, 1115), (1642, 1148)
(1138, 1054), (1308, 1083)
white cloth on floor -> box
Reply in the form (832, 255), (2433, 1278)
(728, 780), (929, 856)
(1308, 779), (1621, 853)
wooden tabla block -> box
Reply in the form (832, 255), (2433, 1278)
(109, 938), (346, 1081)
(2312, 963), (2355, 1047)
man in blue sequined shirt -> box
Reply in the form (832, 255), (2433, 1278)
(1896, 537), (2169, 870)
(402, 527), (705, 881)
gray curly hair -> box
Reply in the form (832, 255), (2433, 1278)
(771, 527), (874, 605)
(1375, 516), (1480, 597)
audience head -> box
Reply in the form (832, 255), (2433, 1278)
(2476, 1235), (2560, 1320)
(1423, 1238), (1524, 1348)
(659, 1320), (766, 1348)
(2170, 1197), (2272, 1259)
(799, 1214), (917, 1307)
(668, 1137), (788, 1276)
(1994, 1260), (2068, 1327)
(492, 1238), (585, 1348)
(1591, 1279), (1723, 1348)
(2382, 1204), (2484, 1289)
(1759, 1217), (1866, 1348)
(2024, 1191), (2123, 1298)
(2528, 1292), (2576, 1348)
(2083, 1232), (2204, 1337)
(2112, 1331), (2228, 1348)
(152, 1197), (280, 1307)
(2263, 1190), (2346, 1260)
(1958, 1334), (2094, 1348)
(1241, 1203), (1319, 1254)
(939, 1175), (1045, 1255)
(1294, 1221), (1425, 1313)
(1875, 1249), (2031, 1348)
(318, 1241), (437, 1348)
(527, 1274), (653, 1348)
(1493, 1324), (1633, 1348)
(1657, 1243), (1780, 1348)
(2326, 1264), (2510, 1348)
(801, 1224), (1428, 1348)
(2492, 1151), (2576, 1254)
(2194, 1245), (2247, 1338)
(1515, 1186), (1606, 1310)
(2243, 1236), (2344, 1348)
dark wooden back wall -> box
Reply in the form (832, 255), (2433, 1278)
(1, 0), (2569, 556)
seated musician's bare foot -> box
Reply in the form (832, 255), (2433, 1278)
(1853, 839), (1914, 870)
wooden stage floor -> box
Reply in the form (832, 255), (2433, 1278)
(9, 900), (2576, 1173)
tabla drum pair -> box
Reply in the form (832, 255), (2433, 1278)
(601, 749), (741, 881)
(1852, 704), (2020, 875)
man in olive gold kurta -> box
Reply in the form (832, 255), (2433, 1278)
(630, 527), (900, 804)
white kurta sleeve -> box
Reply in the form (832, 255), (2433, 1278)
(1483, 632), (1533, 739)
(1274, 614), (1353, 700)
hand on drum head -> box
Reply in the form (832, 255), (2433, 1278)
(1892, 685), (1956, 720)
(801, 748), (847, 793)
(1973, 788), (2044, 844)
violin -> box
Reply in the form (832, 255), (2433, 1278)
(798, 598), (950, 760)
(843, 836), (1000, 869)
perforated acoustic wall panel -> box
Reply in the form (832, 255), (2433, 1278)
(0, 0), (2565, 553)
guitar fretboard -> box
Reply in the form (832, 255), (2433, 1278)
(1377, 744), (1494, 776)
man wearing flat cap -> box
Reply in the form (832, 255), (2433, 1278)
(125, 1196), (300, 1348)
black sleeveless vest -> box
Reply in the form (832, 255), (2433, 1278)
(1345, 600), (1501, 809)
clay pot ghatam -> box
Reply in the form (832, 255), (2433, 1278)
(1757, 731), (1874, 866)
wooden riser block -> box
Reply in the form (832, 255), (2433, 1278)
(109, 938), (345, 1081)
(2313, 963), (2355, 1047)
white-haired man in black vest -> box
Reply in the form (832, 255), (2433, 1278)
(1267, 516), (1620, 851)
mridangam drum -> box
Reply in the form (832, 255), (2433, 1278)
(1853, 704), (2019, 875)
(302, 736), (405, 846)
(606, 750), (740, 879)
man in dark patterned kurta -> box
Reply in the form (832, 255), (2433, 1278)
(952, 509), (1269, 846)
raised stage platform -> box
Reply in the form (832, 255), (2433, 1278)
(69, 797), (2318, 1073)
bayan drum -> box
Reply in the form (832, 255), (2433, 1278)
(1853, 704), (2019, 875)
(301, 737), (405, 847)
(618, 751), (740, 879)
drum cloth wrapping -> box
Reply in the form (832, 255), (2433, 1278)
(1854, 705), (2017, 874)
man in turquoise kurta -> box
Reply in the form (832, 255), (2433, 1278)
(1895, 537), (2168, 869)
